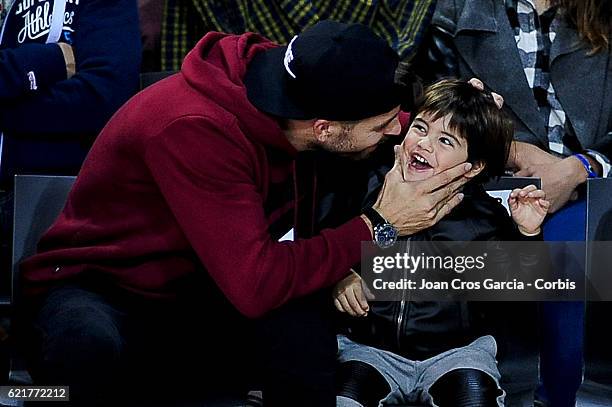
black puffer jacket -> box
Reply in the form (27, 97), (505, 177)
(314, 147), (541, 361)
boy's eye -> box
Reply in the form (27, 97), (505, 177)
(440, 136), (454, 147)
(413, 124), (426, 134)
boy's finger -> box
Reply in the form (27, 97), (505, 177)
(346, 290), (367, 316)
(354, 285), (370, 311)
(338, 296), (355, 316)
(521, 184), (538, 193)
(334, 298), (345, 313)
(527, 190), (546, 199)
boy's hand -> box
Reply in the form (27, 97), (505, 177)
(333, 270), (375, 317)
(508, 185), (550, 235)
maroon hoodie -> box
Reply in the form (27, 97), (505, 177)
(20, 32), (372, 318)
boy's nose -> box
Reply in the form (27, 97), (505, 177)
(417, 137), (433, 151)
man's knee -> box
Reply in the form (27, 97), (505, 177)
(44, 305), (122, 360)
(29, 289), (124, 383)
(429, 368), (502, 407)
(254, 291), (338, 370)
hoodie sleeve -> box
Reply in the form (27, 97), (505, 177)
(0, 43), (67, 99)
(144, 116), (372, 318)
(0, 0), (141, 136)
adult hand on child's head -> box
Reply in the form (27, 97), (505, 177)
(509, 185), (550, 235)
(468, 78), (485, 90)
(333, 270), (374, 317)
(467, 78), (504, 108)
(371, 146), (478, 236)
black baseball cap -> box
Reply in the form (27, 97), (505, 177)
(244, 20), (405, 121)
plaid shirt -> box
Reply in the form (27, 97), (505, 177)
(506, 0), (610, 175)
(161, 0), (436, 71)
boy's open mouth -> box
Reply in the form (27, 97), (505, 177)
(409, 152), (433, 170)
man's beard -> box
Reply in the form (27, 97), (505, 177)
(311, 137), (384, 161)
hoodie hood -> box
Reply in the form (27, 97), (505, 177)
(181, 31), (297, 156)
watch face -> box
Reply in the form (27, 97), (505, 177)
(375, 224), (398, 249)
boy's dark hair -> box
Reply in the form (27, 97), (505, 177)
(414, 79), (513, 183)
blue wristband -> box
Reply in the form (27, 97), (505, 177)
(573, 153), (598, 178)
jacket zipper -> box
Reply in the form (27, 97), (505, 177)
(396, 238), (411, 350)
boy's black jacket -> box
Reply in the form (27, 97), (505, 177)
(313, 144), (541, 361)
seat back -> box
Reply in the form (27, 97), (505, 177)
(585, 179), (612, 386)
(5, 175), (75, 385)
(12, 175), (76, 305)
(139, 71), (176, 90)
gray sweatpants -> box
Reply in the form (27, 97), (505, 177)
(336, 335), (505, 407)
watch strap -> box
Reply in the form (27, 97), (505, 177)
(363, 207), (388, 228)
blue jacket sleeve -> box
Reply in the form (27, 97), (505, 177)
(0, 0), (142, 136)
(0, 43), (67, 98)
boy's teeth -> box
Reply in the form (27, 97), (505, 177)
(415, 154), (429, 165)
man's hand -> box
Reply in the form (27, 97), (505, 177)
(370, 145), (475, 236)
(509, 185), (550, 235)
(57, 42), (76, 79)
(333, 270), (374, 317)
(515, 154), (586, 213)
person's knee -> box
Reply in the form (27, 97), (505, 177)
(337, 360), (390, 407)
(429, 368), (502, 407)
(34, 304), (123, 382)
(256, 293), (337, 373)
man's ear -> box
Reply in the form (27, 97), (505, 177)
(467, 160), (486, 178)
(313, 119), (331, 143)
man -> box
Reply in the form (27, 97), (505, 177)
(19, 21), (473, 406)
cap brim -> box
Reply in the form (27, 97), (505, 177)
(244, 46), (314, 120)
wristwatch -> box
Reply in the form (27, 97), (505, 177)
(363, 207), (398, 249)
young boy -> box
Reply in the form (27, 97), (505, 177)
(332, 79), (549, 407)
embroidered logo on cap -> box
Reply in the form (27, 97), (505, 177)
(283, 35), (298, 79)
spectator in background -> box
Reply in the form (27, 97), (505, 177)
(0, 0), (141, 299)
(0, 1), (8, 27)
(159, 0), (436, 73)
(416, 0), (611, 405)
(138, 0), (163, 71)
(0, 0), (141, 178)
